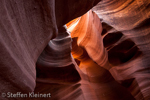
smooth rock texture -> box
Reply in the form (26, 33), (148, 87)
(92, 0), (150, 99)
(67, 10), (135, 100)
(0, 0), (58, 94)
(0, 0), (101, 100)
(0, 0), (150, 100)
(55, 0), (101, 28)
(36, 26), (81, 84)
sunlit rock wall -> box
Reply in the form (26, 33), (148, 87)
(0, 0), (150, 100)
(68, 10), (135, 100)
(93, 0), (150, 99)
(67, 0), (150, 99)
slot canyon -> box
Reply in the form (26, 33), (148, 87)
(0, 0), (150, 100)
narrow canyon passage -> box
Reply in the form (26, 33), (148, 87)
(0, 0), (150, 100)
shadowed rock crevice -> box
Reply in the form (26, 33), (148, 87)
(36, 26), (81, 84)
(103, 32), (123, 47)
(108, 39), (140, 65)
(36, 64), (81, 83)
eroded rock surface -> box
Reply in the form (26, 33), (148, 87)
(0, 0), (150, 100)
(0, 0), (101, 100)
(92, 0), (150, 99)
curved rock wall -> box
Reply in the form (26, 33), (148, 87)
(67, 0), (150, 99)
(0, 0), (58, 94)
(0, 0), (150, 100)
(68, 11), (135, 100)
(0, 0), (101, 99)
(36, 25), (81, 84)
(92, 0), (150, 99)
